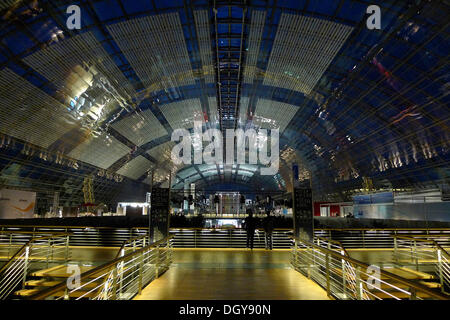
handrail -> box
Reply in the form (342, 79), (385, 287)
(1, 225), (149, 230)
(114, 234), (149, 259)
(392, 235), (450, 257)
(29, 235), (174, 300)
(3, 225), (450, 232)
(315, 236), (350, 257)
(393, 234), (450, 237)
(0, 233), (71, 275)
(0, 231), (69, 236)
(170, 227), (292, 231)
(294, 237), (449, 300)
(316, 228), (450, 231)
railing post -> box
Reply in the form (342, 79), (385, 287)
(413, 240), (419, 271)
(155, 245), (160, 278)
(65, 236), (70, 264)
(111, 266), (118, 300)
(8, 234), (12, 259)
(409, 288), (417, 300)
(167, 239), (172, 265)
(46, 239), (51, 268)
(437, 249), (444, 293)
(393, 237), (397, 258)
(138, 250), (144, 295)
(22, 246), (30, 289)
(341, 250), (347, 299)
(355, 266), (362, 300)
(306, 246), (311, 279)
(325, 252), (331, 296)
(362, 231), (365, 248)
(118, 249), (125, 297)
(64, 287), (69, 300)
(293, 240), (298, 269)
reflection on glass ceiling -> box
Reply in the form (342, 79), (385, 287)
(0, 0), (448, 201)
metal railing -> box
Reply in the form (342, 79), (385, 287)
(291, 237), (449, 300)
(28, 235), (173, 300)
(0, 233), (70, 300)
(0, 231), (73, 260)
(115, 235), (149, 259)
(170, 228), (293, 248)
(314, 228), (450, 248)
(3, 225), (450, 249)
(393, 235), (450, 293)
(0, 225), (148, 247)
(315, 236), (350, 257)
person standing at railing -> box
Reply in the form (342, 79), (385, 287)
(244, 208), (256, 250)
(263, 212), (274, 250)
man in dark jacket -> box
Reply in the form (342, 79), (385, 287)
(244, 209), (256, 249)
(263, 212), (274, 250)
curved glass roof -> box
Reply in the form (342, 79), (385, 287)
(0, 0), (448, 205)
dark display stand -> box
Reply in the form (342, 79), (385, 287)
(150, 187), (170, 242)
(293, 188), (314, 242)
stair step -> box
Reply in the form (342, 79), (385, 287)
(395, 267), (435, 280)
(14, 288), (98, 299)
(398, 259), (438, 264)
(370, 290), (432, 300)
(25, 279), (103, 289)
(383, 267), (435, 280)
(29, 265), (66, 277)
(419, 281), (442, 289)
(25, 280), (61, 287)
(378, 280), (441, 291)
(14, 289), (40, 297)
(332, 267), (431, 281)
(30, 265), (100, 278)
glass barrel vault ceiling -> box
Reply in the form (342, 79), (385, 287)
(0, 0), (448, 205)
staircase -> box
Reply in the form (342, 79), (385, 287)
(393, 235), (450, 295)
(368, 266), (442, 299)
(13, 265), (106, 300)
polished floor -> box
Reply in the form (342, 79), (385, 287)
(134, 248), (330, 300)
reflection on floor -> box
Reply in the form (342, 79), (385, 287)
(134, 248), (330, 300)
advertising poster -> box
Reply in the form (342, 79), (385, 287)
(0, 189), (36, 219)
